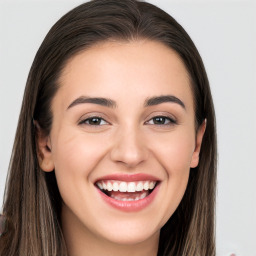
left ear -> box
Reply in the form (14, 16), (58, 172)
(190, 119), (207, 168)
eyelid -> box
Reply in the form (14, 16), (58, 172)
(86, 117), (108, 125)
(78, 113), (110, 126)
(146, 116), (175, 125)
(144, 112), (177, 124)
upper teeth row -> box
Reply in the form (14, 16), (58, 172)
(96, 180), (156, 192)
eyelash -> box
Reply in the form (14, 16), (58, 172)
(79, 116), (108, 126)
(146, 116), (176, 126)
(79, 115), (176, 126)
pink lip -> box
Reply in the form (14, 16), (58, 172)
(94, 173), (160, 212)
(95, 173), (159, 182)
(96, 183), (160, 212)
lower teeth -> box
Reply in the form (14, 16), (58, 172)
(110, 192), (148, 201)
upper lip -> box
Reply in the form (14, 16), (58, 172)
(94, 173), (160, 183)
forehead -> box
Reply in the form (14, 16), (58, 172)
(56, 40), (194, 110)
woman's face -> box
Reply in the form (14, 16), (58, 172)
(38, 40), (205, 246)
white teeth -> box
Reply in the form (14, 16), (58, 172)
(107, 182), (112, 191)
(119, 182), (127, 192)
(112, 182), (119, 191)
(110, 192), (148, 201)
(149, 181), (155, 189)
(98, 182), (103, 190)
(143, 181), (149, 190)
(96, 180), (157, 192)
(127, 182), (136, 192)
(139, 192), (147, 200)
(136, 182), (144, 191)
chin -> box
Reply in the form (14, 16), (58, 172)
(93, 216), (162, 246)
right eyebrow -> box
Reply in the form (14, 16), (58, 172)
(67, 96), (117, 110)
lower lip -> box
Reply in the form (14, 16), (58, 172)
(96, 184), (160, 212)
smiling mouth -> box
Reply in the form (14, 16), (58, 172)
(95, 180), (158, 201)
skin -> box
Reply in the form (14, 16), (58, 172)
(37, 40), (205, 256)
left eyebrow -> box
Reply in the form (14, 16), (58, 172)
(67, 96), (117, 110)
(144, 95), (186, 110)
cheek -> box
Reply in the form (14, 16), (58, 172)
(50, 129), (111, 219)
(51, 129), (109, 184)
(147, 130), (195, 221)
(149, 130), (195, 174)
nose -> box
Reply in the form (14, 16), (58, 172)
(110, 126), (148, 168)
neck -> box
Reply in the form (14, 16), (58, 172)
(61, 205), (159, 256)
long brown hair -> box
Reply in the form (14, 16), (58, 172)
(0, 0), (217, 255)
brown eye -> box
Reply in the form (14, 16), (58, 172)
(80, 117), (108, 126)
(147, 116), (176, 125)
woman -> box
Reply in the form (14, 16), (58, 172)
(0, 0), (217, 255)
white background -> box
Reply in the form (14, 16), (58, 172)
(0, 1), (255, 255)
